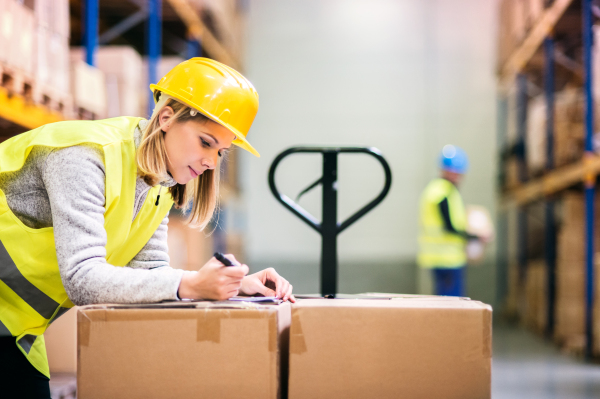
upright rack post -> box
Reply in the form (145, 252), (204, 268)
(83, 0), (99, 66)
(544, 37), (557, 337)
(516, 73), (528, 285)
(147, 0), (163, 116)
(582, 0), (595, 360)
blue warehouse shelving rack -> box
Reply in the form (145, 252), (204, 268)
(497, 0), (600, 358)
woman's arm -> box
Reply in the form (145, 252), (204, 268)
(43, 145), (186, 305)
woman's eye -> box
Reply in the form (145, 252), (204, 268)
(218, 151), (222, 158)
(200, 138), (210, 148)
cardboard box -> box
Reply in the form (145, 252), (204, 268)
(1, 0), (17, 64)
(69, 58), (107, 118)
(77, 301), (291, 399)
(288, 298), (492, 399)
(7, 2), (34, 74)
(71, 46), (143, 117)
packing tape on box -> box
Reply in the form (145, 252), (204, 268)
(78, 307), (278, 352)
(194, 310), (278, 353)
(290, 311), (307, 355)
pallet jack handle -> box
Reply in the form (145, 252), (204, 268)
(268, 147), (392, 296)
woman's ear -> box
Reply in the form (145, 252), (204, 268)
(158, 106), (174, 132)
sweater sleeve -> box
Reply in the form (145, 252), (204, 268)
(43, 145), (185, 305)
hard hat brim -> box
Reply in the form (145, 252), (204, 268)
(150, 85), (260, 158)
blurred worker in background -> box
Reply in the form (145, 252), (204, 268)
(417, 145), (487, 297)
(0, 58), (294, 398)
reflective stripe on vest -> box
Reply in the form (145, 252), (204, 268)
(417, 178), (467, 268)
(0, 117), (174, 378)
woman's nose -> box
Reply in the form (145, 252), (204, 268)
(201, 154), (218, 170)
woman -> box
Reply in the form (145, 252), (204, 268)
(0, 58), (294, 398)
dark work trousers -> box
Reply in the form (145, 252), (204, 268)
(0, 336), (51, 399)
(432, 267), (466, 297)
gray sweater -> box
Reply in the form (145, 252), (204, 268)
(0, 120), (187, 305)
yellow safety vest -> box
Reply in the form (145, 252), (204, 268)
(0, 117), (174, 378)
(417, 178), (467, 269)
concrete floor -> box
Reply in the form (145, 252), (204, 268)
(493, 322), (600, 399)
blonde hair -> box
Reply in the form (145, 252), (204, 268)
(136, 96), (221, 230)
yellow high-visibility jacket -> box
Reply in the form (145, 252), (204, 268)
(417, 178), (467, 269)
(0, 117), (174, 377)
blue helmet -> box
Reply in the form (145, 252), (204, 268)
(439, 145), (469, 174)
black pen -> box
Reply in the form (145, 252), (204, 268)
(214, 252), (240, 267)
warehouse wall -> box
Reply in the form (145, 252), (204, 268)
(240, 0), (498, 303)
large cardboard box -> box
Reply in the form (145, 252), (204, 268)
(288, 298), (492, 399)
(77, 301), (291, 399)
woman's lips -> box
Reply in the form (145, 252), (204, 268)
(188, 166), (199, 178)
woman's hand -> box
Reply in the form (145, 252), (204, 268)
(240, 268), (295, 303)
(178, 255), (249, 301)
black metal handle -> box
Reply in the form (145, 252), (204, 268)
(268, 146), (392, 233)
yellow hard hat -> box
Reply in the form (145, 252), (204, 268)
(150, 57), (260, 157)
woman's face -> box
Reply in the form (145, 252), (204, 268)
(159, 106), (236, 185)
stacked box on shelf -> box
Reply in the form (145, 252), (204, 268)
(554, 191), (600, 353)
(0, 0), (35, 98)
(25, 0), (72, 116)
(71, 46), (143, 118)
(526, 86), (600, 170)
(69, 56), (107, 120)
(523, 259), (547, 334)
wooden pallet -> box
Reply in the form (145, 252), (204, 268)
(31, 83), (74, 119)
(0, 62), (33, 100)
(0, 61), (73, 120)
